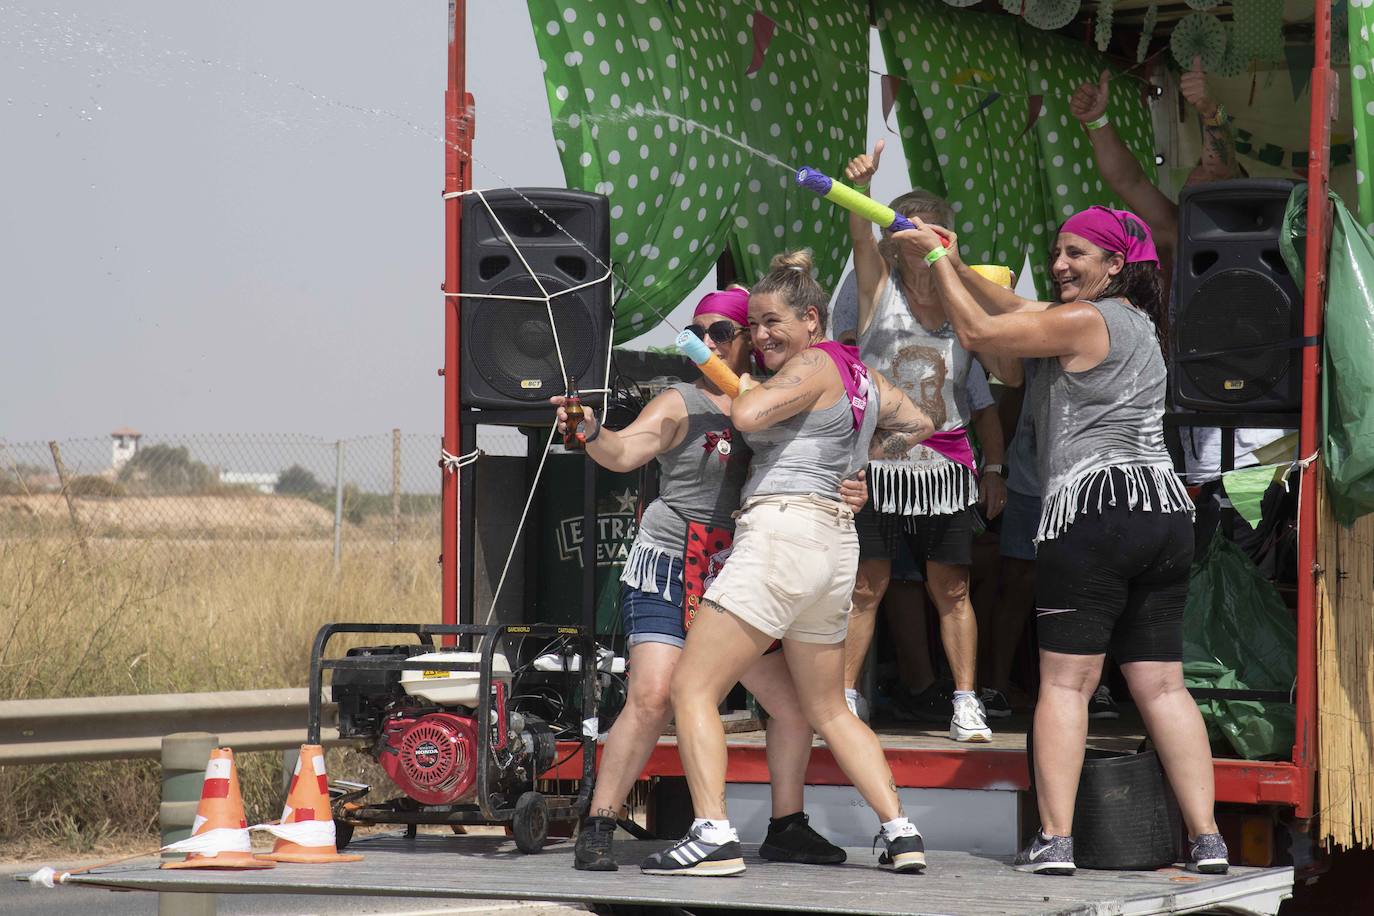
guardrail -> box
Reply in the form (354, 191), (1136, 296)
(0, 689), (344, 766)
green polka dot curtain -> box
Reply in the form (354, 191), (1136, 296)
(527, 1), (867, 342)
(1351, 1), (1374, 233)
(876, 0), (1156, 295)
(876, 2), (1044, 285)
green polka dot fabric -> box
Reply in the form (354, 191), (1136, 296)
(1233, 0), (1284, 65)
(877, 2), (1045, 286)
(1352, 1), (1374, 233)
(877, 1), (1155, 296)
(527, 1), (866, 341)
(723, 3), (869, 292)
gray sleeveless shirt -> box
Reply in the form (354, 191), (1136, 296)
(1028, 298), (1191, 542)
(619, 383), (750, 600)
(859, 270), (978, 515)
(741, 380), (879, 504)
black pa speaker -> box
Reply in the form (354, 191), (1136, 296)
(1170, 179), (1301, 412)
(459, 188), (611, 411)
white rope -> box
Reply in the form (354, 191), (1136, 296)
(443, 265), (613, 303)
(441, 448), (482, 473)
(488, 424), (558, 616)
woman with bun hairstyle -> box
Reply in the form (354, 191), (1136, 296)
(555, 286), (863, 873)
(640, 251), (936, 878)
(892, 209), (1227, 877)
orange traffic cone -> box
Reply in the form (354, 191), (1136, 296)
(257, 744), (362, 863)
(162, 748), (275, 870)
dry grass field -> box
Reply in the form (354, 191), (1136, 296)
(0, 519), (443, 859)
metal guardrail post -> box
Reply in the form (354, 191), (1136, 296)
(160, 732), (217, 915)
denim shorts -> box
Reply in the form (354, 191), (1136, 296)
(999, 489), (1042, 561)
(620, 552), (686, 649)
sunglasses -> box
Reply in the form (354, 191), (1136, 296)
(686, 320), (747, 344)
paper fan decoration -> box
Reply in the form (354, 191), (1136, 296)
(1184, 0), (1219, 9)
(999, 0), (1023, 12)
(1022, 0), (1082, 30)
(1209, 23), (1248, 78)
(941, 0), (983, 6)
(1170, 11), (1227, 72)
(1095, 0), (1115, 52)
(1137, 3), (1158, 63)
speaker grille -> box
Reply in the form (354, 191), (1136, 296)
(1176, 268), (1292, 406)
(465, 274), (598, 403)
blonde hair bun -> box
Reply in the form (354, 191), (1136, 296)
(768, 249), (814, 274)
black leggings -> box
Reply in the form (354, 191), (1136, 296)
(1034, 470), (1194, 663)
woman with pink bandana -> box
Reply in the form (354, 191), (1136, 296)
(893, 207), (1228, 878)
(554, 286), (860, 873)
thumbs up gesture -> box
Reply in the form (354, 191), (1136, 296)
(844, 139), (885, 191)
(1179, 56), (1219, 121)
(1070, 69), (1111, 124)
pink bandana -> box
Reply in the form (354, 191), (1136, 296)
(1059, 206), (1159, 266)
(810, 341), (870, 432)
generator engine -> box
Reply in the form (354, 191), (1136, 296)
(332, 645), (556, 806)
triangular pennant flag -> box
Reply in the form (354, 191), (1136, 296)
(745, 11), (777, 76)
(1221, 463), (1287, 529)
(957, 91), (1001, 126)
(881, 74), (901, 134)
(1017, 94), (1045, 138)
(951, 68), (994, 87)
(1284, 43), (1314, 101)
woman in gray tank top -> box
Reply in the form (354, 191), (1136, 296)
(643, 251), (938, 878)
(551, 288), (863, 874)
(895, 208), (1228, 877)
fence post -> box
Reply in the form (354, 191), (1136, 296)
(392, 428), (402, 589)
(333, 439), (345, 572)
(160, 732), (218, 916)
(47, 440), (91, 567)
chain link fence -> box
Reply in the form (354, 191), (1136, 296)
(0, 432), (458, 566)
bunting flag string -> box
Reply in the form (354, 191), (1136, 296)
(1233, 127), (1354, 170)
(881, 74), (902, 133)
(745, 10), (777, 76)
(1018, 93), (1046, 138)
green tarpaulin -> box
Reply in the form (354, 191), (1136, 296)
(1281, 183), (1374, 524)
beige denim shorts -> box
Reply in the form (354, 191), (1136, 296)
(703, 493), (859, 644)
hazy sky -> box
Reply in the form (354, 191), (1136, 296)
(1, 2), (928, 442)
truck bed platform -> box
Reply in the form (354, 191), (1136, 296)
(64, 833), (1293, 915)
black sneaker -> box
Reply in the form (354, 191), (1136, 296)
(1088, 685), (1120, 720)
(980, 687), (1013, 719)
(1014, 831), (1075, 875)
(758, 812), (846, 865)
(1187, 832), (1229, 874)
(890, 681), (952, 725)
(573, 815), (618, 871)
(640, 824), (746, 876)
(873, 825), (926, 872)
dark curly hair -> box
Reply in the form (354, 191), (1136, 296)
(1050, 257), (1168, 355)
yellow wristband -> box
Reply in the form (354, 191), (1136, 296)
(924, 245), (949, 265)
(1086, 113), (1109, 131)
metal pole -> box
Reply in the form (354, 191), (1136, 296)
(393, 428), (402, 590)
(1294, 0), (1335, 821)
(333, 440), (345, 572)
(160, 732), (217, 916)
(48, 441), (91, 567)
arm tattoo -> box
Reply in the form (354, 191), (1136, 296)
(875, 431), (917, 460)
(763, 373), (804, 389)
(752, 391), (809, 422)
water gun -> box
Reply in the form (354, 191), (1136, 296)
(795, 167), (950, 244)
(675, 329), (741, 397)
(969, 264), (1013, 288)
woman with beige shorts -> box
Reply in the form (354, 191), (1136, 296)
(640, 251), (936, 878)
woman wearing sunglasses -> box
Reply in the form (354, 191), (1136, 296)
(554, 286), (864, 873)
(641, 251), (937, 877)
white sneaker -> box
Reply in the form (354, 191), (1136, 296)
(844, 688), (870, 723)
(949, 693), (992, 743)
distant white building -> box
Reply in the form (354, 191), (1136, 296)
(111, 427), (141, 470)
(219, 471), (280, 494)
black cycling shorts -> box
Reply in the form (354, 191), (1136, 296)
(1034, 468), (1194, 663)
(855, 500), (974, 567)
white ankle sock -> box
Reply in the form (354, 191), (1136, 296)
(691, 818), (736, 844)
(952, 689), (977, 701)
(881, 816), (918, 840)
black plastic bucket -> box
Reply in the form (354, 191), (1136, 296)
(1028, 726), (1182, 870)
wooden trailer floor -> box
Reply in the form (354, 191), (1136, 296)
(63, 833), (1293, 915)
